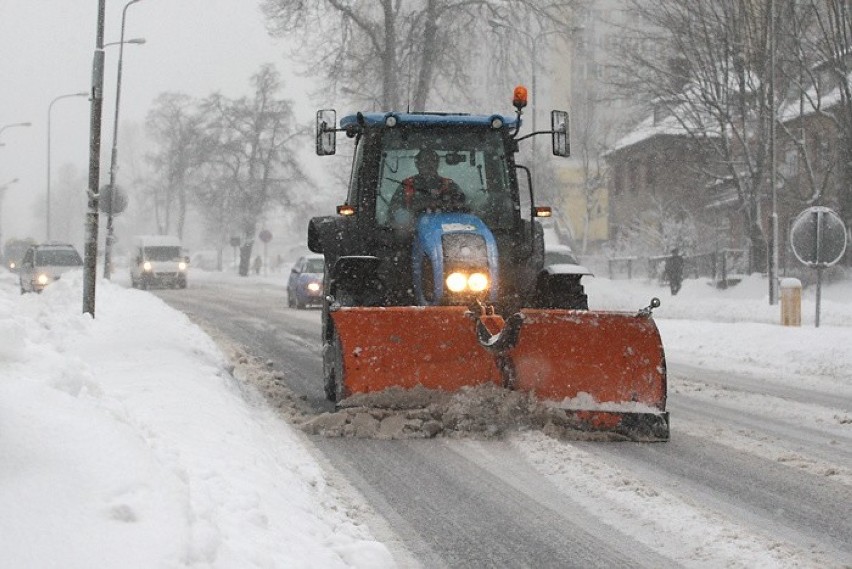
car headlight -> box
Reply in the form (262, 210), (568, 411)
(307, 282), (321, 292)
(9, 262), (15, 270)
(178, 262), (187, 271)
(37, 273), (50, 285)
(445, 271), (490, 294)
(143, 261), (152, 271)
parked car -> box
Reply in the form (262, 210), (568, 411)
(18, 242), (83, 294)
(287, 254), (325, 309)
(544, 244), (582, 267)
(543, 243), (593, 277)
(4, 237), (37, 273)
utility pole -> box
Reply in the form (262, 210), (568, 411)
(104, 0), (144, 279)
(83, 0), (106, 316)
(769, 0), (779, 305)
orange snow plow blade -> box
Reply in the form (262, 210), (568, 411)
(510, 310), (666, 406)
(330, 307), (503, 393)
(330, 305), (669, 441)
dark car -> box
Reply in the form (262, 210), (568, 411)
(18, 243), (83, 293)
(287, 254), (325, 309)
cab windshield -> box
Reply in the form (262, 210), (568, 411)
(375, 128), (515, 229)
(35, 249), (82, 266)
(145, 246), (182, 261)
(304, 258), (325, 273)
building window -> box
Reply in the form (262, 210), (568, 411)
(646, 156), (656, 195)
(629, 163), (638, 194)
(614, 165), (624, 195)
(781, 148), (798, 180)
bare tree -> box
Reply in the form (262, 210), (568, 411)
(201, 64), (308, 275)
(260, 0), (580, 111)
(613, 0), (801, 272)
(145, 93), (206, 239)
(781, 0), (852, 233)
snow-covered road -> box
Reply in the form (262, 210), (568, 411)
(153, 271), (852, 568)
(3, 267), (850, 568)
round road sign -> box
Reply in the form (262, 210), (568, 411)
(98, 184), (129, 215)
(790, 206), (847, 267)
(258, 229), (273, 243)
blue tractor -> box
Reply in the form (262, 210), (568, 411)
(307, 88), (669, 441)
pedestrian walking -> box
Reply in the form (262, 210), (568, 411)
(664, 248), (684, 295)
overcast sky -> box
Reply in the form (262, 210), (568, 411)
(0, 0), (313, 243)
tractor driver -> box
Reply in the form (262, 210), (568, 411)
(388, 149), (467, 227)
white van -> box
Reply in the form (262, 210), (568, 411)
(129, 235), (188, 289)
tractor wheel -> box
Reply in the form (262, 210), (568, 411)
(536, 274), (589, 310)
(322, 328), (345, 403)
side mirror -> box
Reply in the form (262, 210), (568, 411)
(316, 109), (337, 156)
(551, 110), (570, 157)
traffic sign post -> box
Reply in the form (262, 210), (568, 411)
(229, 236), (241, 274)
(258, 230), (272, 276)
(790, 207), (848, 327)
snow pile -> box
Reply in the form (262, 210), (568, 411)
(299, 384), (665, 441)
(0, 270), (393, 569)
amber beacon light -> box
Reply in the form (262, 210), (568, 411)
(513, 85), (528, 109)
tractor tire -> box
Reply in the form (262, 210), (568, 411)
(536, 274), (588, 310)
(322, 328), (345, 403)
(563, 281), (589, 310)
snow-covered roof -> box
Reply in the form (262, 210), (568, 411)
(133, 235), (182, 247)
(779, 69), (852, 123)
(607, 105), (718, 156)
(340, 112), (518, 129)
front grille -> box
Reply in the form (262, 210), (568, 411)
(442, 233), (487, 267)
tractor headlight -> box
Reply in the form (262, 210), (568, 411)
(307, 282), (321, 292)
(37, 273), (50, 286)
(468, 272), (489, 292)
(143, 261), (152, 272)
(445, 271), (490, 293)
(178, 261), (187, 271)
(445, 272), (468, 292)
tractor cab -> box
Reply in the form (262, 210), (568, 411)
(310, 93), (570, 310)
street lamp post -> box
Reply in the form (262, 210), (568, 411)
(104, 0), (145, 280)
(47, 92), (89, 241)
(487, 21), (573, 196)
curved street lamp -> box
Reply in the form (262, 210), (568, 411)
(104, 37), (145, 49)
(487, 20), (581, 196)
(104, 0), (145, 279)
(47, 92), (89, 241)
(0, 122), (32, 139)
